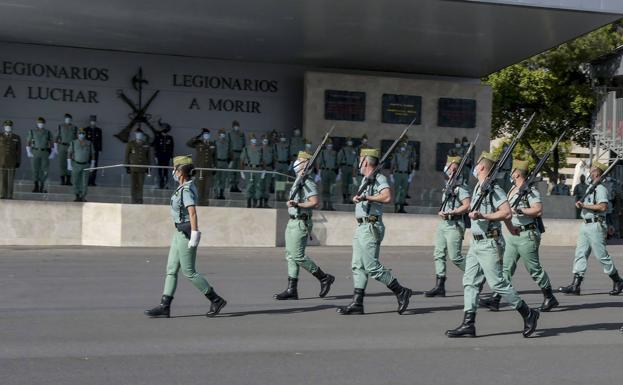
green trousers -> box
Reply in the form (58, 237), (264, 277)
(352, 221), (395, 289)
(275, 163), (289, 182)
(463, 237), (523, 313)
(573, 222), (616, 277)
(321, 170), (336, 203)
(31, 149), (49, 183)
(394, 173), (409, 205)
(340, 167), (354, 196)
(432, 220), (466, 277)
(503, 230), (550, 289)
(71, 162), (88, 198)
(131, 172), (146, 203)
(0, 168), (15, 198)
(58, 144), (70, 177)
(196, 169), (212, 206)
(214, 160), (229, 191)
(260, 171), (273, 199)
(245, 171), (262, 200)
(163, 230), (212, 297)
(285, 218), (319, 278)
(230, 152), (242, 188)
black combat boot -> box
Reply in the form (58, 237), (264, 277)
(388, 279), (413, 314)
(479, 292), (501, 311)
(205, 290), (227, 317)
(446, 312), (476, 338)
(263, 199), (271, 209)
(539, 286), (559, 311)
(328, 202), (335, 211)
(312, 268), (335, 298)
(273, 277), (299, 300)
(397, 204), (407, 213)
(252, 199), (258, 208)
(257, 199), (264, 208)
(424, 275), (446, 297)
(394, 204), (399, 213)
(74, 194), (81, 202)
(247, 198), (252, 208)
(217, 190), (225, 200)
(144, 295), (173, 318)
(609, 271), (623, 295)
(32, 182), (39, 193)
(558, 274), (583, 295)
(336, 288), (365, 315)
(517, 300), (539, 337)
(342, 194), (349, 204)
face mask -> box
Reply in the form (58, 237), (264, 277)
(90, 121), (96, 127)
(471, 167), (478, 178)
(37, 123), (44, 129)
(202, 133), (210, 140)
(233, 125), (240, 131)
(358, 159), (366, 175)
(362, 138), (368, 144)
(64, 118), (71, 124)
(443, 164), (451, 177)
(294, 130), (301, 137)
(250, 139), (257, 145)
(510, 176), (515, 185)
(327, 144), (333, 150)
(463, 142), (468, 147)
(455, 143), (461, 148)
(280, 137), (286, 142)
(4, 126), (11, 133)
(305, 144), (311, 149)
(293, 160), (306, 173)
(400, 147), (406, 152)
(219, 133), (226, 139)
(347, 141), (353, 146)
(136, 133), (144, 141)
(78, 133), (86, 140)
(262, 139), (269, 145)
(172, 170), (179, 183)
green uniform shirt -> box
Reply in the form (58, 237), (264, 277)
(320, 149), (337, 170)
(57, 123), (77, 144)
(261, 144), (275, 168)
(0, 132), (21, 168)
(228, 130), (245, 152)
(355, 174), (390, 218)
(215, 139), (230, 161)
(338, 146), (358, 168)
(441, 182), (471, 211)
(27, 128), (52, 149)
(170, 180), (198, 223)
(125, 140), (151, 170)
(68, 139), (94, 163)
(470, 183), (506, 236)
(275, 141), (290, 162)
(288, 177), (318, 217)
(242, 145), (263, 167)
(391, 150), (411, 172)
(188, 139), (216, 168)
(581, 184), (608, 220)
(508, 185), (541, 227)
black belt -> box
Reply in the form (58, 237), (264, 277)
(217, 158), (229, 161)
(395, 171), (409, 174)
(233, 150), (242, 153)
(245, 165), (261, 169)
(60, 142), (69, 146)
(74, 160), (87, 165)
(174, 222), (191, 239)
(357, 215), (380, 224)
(32, 147), (49, 151)
(519, 223), (537, 232)
(278, 161), (289, 164)
(584, 217), (605, 224)
(445, 214), (461, 221)
(289, 213), (310, 221)
(320, 167), (336, 170)
(473, 229), (501, 241)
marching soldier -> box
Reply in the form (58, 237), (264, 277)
(0, 120), (21, 199)
(390, 139), (412, 213)
(353, 134), (370, 187)
(480, 159), (558, 312)
(289, 128), (305, 161)
(337, 148), (413, 315)
(125, 129), (151, 204)
(187, 128), (216, 206)
(67, 128), (95, 202)
(228, 120), (245, 192)
(240, 134), (263, 208)
(260, 135), (275, 208)
(56, 113), (77, 186)
(153, 126), (175, 189)
(27, 117), (55, 193)
(318, 139), (337, 211)
(85, 115), (103, 187)
(214, 128), (231, 200)
(424, 155), (470, 297)
(274, 150), (335, 300)
(558, 162), (623, 296)
(337, 137), (357, 204)
(446, 152), (540, 338)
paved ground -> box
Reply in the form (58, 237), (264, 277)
(1, 245), (622, 385)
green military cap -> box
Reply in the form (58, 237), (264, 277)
(3, 119), (13, 126)
(512, 159), (529, 171)
(173, 155), (193, 167)
(77, 127), (86, 133)
(201, 128), (210, 133)
(360, 148), (380, 158)
(447, 155), (461, 165)
(37, 117), (46, 123)
(297, 151), (311, 160)
(477, 151), (496, 163)
(592, 161), (608, 172)
(361, 134), (368, 139)
(218, 128), (226, 133)
(64, 113), (72, 119)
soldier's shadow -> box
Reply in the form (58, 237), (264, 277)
(324, 291), (423, 300)
(552, 301), (623, 312)
(534, 322), (622, 337)
(219, 304), (336, 317)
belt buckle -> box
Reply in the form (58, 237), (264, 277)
(369, 215), (378, 223)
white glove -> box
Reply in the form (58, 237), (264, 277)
(352, 177), (357, 185)
(390, 174), (395, 184)
(147, 168), (151, 177)
(228, 161), (234, 168)
(67, 159), (73, 171)
(408, 173), (414, 184)
(48, 150), (56, 160)
(261, 171), (266, 179)
(314, 174), (321, 183)
(336, 171), (342, 182)
(90, 160), (96, 168)
(240, 171), (246, 180)
(53, 143), (58, 152)
(188, 230), (201, 248)
(26, 146), (33, 158)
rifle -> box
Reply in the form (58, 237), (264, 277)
(439, 132), (480, 212)
(471, 112), (535, 212)
(355, 118), (416, 197)
(580, 157), (621, 202)
(289, 125), (335, 201)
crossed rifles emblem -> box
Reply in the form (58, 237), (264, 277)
(115, 67), (162, 143)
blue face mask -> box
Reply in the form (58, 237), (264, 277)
(172, 170), (179, 183)
(78, 133), (86, 140)
(471, 167), (477, 178)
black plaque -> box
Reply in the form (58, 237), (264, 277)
(325, 90), (366, 121)
(438, 98), (476, 128)
(382, 94), (422, 124)
(380, 139), (420, 170)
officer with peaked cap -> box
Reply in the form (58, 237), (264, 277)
(260, 134), (275, 208)
(125, 128), (151, 204)
(85, 115), (103, 186)
(67, 127), (95, 202)
(240, 133), (264, 208)
(187, 128), (215, 205)
(56, 113), (77, 185)
(154, 124), (175, 189)
(214, 128), (231, 200)
(0, 120), (21, 199)
(27, 117), (55, 193)
(319, 138), (338, 211)
(228, 120), (245, 192)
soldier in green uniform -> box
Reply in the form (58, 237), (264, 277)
(551, 175), (570, 195)
(353, 134), (370, 189)
(390, 140), (412, 213)
(0, 120), (21, 199)
(424, 155), (470, 297)
(26, 117), (55, 193)
(85, 115), (103, 187)
(228, 120), (245, 192)
(289, 128), (305, 161)
(145, 155), (227, 318)
(214, 128), (231, 200)
(187, 128), (216, 206)
(274, 150), (336, 300)
(260, 135), (275, 208)
(67, 128), (95, 202)
(125, 129), (151, 204)
(558, 162), (623, 296)
(274, 133), (291, 200)
(318, 139), (337, 211)
(446, 151), (540, 338)
(337, 137), (357, 204)
(480, 159), (558, 311)
(56, 113), (77, 186)
(337, 148), (413, 315)
(240, 134), (263, 208)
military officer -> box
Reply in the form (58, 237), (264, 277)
(228, 120), (245, 192)
(353, 134), (370, 188)
(274, 150), (336, 300)
(260, 135), (275, 208)
(26, 117), (55, 193)
(390, 139), (412, 213)
(558, 162), (623, 296)
(214, 128), (231, 200)
(274, 132), (291, 194)
(125, 129), (151, 204)
(551, 175), (570, 195)
(240, 134), (263, 208)
(318, 139), (337, 211)
(187, 128), (216, 206)
(424, 155), (470, 297)
(337, 137), (358, 204)
(56, 113), (77, 185)
(144, 155), (227, 318)
(573, 175), (589, 219)
(480, 159), (558, 312)
(85, 115), (103, 187)
(154, 126), (175, 189)
(446, 151), (540, 338)
(337, 148), (413, 315)
(0, 120), (21, 199)
(67, 128), (95, 202)
(289, 128), (305, 161)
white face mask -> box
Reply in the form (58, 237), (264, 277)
(136, 133), (144, 141)
(472, 167), (478, 178)
(294, 130), (301, 137)
(4, 126), (11, 133)
(262, 139), (269, 145)
(219, 133), (226, 139)
(347, 141), (353, 146)
(400, 147), (406, 152)
(510, 176), (515, 185)
(327, 144), (333, 150)
(362, 138), (368, 144)
(202, 133), (210, 140)
(305, 144), (312, 149)
(233, 125), (240, 131)
(443, 164), (451, 177)
(78, 133), (86, 140)
(250, 139), (257, 145)
(455, 143), (461, 148)
(280, 137), (286, 142)
(172, 169), (179, 183)
(37, 123), (44, 129)
(64, 118), (71, 124)
(90, 121), (96, 127)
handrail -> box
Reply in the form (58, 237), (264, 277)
(83, 164), (296, 179)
